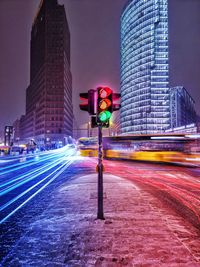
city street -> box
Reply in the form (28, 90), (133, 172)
(0, 152), (200, 266)
(1, 0), (200, 266)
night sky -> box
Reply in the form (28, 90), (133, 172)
(0, 0), (200, 135)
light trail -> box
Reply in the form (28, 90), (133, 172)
(0, 159), (70, 212)
(0, 147), (77, 224)
(0, 146), (70, 175)
(0, 151), (73, 193)
(0, 159), (16, 164)
(0, 159), (73, 224)
(103, 160), (200, 226)
(0, 154), (57, 175)
(0, 147), (74, 188)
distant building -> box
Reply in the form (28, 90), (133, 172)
(111, 111), (121, 136)
(4, 126), (13, 146)
(165, 123), (197, 134)
(0, 131), (4, 144)
(196, 115), (200, 133)
(170, 86), (196, 129)
(21, 0), (73, 147)
(13, 119), (21, 143)
(120, 0), (170, 134)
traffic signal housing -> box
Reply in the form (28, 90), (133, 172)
(97, 86), (113, 124)
(113, 93), (121, 111)
(79, 89), (96, 115)
(79, 87), (121, 128)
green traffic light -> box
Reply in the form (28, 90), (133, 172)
(99, 110), (111, 122)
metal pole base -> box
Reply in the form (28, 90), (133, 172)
(97, 212), (105, 220)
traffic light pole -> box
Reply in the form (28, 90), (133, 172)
(79, 86), (121, 220)
(97, 125), (104, 220)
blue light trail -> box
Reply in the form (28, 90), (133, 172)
(0, 146), (77, 224)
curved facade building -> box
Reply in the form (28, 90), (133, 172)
(120, 0), (170, 134)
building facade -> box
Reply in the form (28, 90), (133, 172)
(170, 86), (196, 129)
(22, 0), (73, 147)
(12, 119), (21, 143)
(120, 0), (170, 134)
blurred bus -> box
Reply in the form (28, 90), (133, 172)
(104, 134), (200, 166)
(78, 134), (200, 167)
(78, 137), (98, 157)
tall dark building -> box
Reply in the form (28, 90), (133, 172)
(22, 0), (73, 147)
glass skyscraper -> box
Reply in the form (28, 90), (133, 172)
(120, 0), (170, 134)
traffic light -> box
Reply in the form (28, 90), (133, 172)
(79, 87), (121, 128)
(113, 93), (121, 111)
(79, 89), (96, 115)
(97, 86), (113, 124)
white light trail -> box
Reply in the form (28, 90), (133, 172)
(0, 157), (65, 193)
(0, 160), (73, 224)
(0, 147), (70, 175)
(0, 158), (72, 212)
(0, 147), (77, 224)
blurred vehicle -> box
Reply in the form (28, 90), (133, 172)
(103, 134), (200, 167)
(10, 146), (23, 156)
(0, 145), (10, 156)
(0, 144), (28, 156)
(78, 134), (200, 167)
(78, 137), (98, 157)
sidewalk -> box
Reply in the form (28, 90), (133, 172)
(2, 173), (200, 266)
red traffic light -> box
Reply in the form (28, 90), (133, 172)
(99, 87), (112, 98)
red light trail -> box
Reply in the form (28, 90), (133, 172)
(101, 160), (200, 229)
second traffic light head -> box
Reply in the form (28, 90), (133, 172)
(79, 89), (96, 115)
